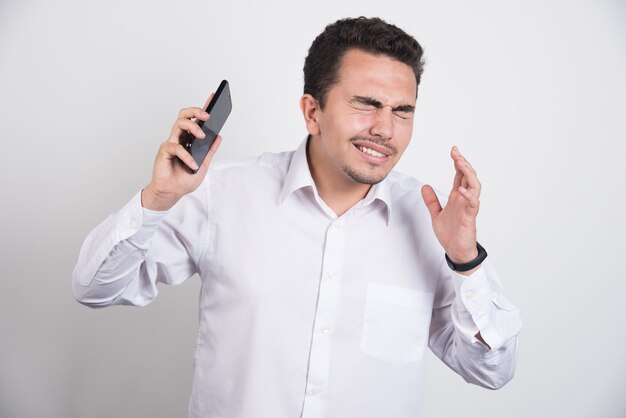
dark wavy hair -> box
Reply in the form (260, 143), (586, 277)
(303, 17), (425, 109)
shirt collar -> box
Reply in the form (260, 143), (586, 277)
(279, 137), (393, 225)
(279, 137), (316, 204)
(361, 176), (392, 225)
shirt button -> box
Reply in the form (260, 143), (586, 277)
(320, 326), (330, 335)
(129, 219), (139, 230)
(309, 388), (321, 396)
(464, 290), (474, 299)
(327, 271), (336, 280)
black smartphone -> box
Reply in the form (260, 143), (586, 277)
(181, 79), (232, 174)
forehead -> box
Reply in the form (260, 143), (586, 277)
(333, 49), (417, 104)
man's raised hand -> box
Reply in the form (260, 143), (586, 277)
(142, 95), (222, 211)
(421, 146), (482, 274)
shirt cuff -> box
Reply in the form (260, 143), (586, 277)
(452, 265), (519, 351)
(127, 205), (168, 244)
(451, 266), (496, 346)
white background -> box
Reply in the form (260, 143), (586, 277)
(1, 0), (625, 417)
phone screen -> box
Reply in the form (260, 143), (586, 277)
(182, 80), (232, 173)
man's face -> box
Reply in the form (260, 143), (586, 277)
(308, 49), (417, 187)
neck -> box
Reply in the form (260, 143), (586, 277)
(306, 136), (372, 216)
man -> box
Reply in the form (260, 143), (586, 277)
(73, 17), (521, 418)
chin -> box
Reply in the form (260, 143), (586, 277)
(342, 165), (389, 185)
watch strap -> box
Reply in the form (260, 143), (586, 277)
(445, 242), (488, 272)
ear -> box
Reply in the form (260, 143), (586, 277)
(300, 94), (321, 136)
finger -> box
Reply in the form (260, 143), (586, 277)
(457, 161), (469, 190)
(451, 145), (471, 164)
(453, 147), (477, 175)
(453, 163), (463, 190)
(206, 134), (222, 162)
(451, 145), (464, 163)
(165, 142), (199, 172)
(451, 145), (467, 190)
(462, 176), (469, 190)
(178, 106), (209, 121)
(202, 93), (215, 110)
(421, 185), (442, 219)
(187, 93), (214, 127)
(196, 135), (223, 175)
(456, 160), (481, 195)
(457, 156), (476, 176)
(170, 118), (207, 143)
(458, 186), (480, 210)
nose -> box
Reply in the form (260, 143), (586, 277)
(370, 106), (394, 139)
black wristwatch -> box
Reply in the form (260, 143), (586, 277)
(445, 242), (488, 272)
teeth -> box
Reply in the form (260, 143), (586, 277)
(359, 146), (385, 157)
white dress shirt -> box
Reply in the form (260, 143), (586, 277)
(73, 138), (522, 418)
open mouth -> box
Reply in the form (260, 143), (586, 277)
(356, 145), (386, 158)
(352, 141), (393, 164)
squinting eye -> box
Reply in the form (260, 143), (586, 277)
(357, 105), (377, 112)
(393, 111), (413, 120)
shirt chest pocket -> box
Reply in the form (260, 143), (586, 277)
(359, 282), (433, 364)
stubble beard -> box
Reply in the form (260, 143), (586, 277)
(341, 164), (387, 185)
(342, 136), (397, 185)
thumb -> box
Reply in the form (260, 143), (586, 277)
(421, 185), (442, 220)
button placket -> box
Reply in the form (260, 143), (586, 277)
(301, 221), (345, 417)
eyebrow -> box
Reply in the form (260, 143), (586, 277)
(351, 95), (415, 113)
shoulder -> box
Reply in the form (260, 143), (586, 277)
(202, 149), (295, 198)
(386, 170), (449, 207)
(209, 149), (294, 176)
(387, 170), (425, 194)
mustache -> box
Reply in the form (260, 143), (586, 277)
(350, 136), (397, 155)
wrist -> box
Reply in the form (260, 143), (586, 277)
(445, 248), (479, 265)
(141, 185), (179, 211)
(445, 242), (487, 274)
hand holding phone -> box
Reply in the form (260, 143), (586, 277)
(180, 80), (232, 174)
(141, 80), (232, 211)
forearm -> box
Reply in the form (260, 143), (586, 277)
(431, 318), (519, 389)
(73, 233), (154, 307)
(72, 191), (165, 307)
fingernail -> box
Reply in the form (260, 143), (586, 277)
(203, 111), (209, 118)
(198, 130), (206, 138)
